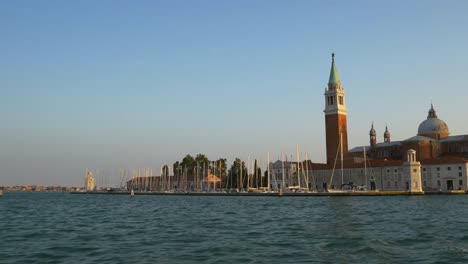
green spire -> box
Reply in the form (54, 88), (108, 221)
(328, 53), (340, 85)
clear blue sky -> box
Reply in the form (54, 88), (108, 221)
(1, 0), (468, 186)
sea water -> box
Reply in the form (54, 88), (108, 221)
(1, 192), (468, 263)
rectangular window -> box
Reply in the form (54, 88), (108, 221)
(437, 180), (441, 186)
(423, 181), (426, 186)
(459, 180), (463, 186)
(459, 172), (463, 177)
(448, 167), (451, 171)
(459, 166), (462, 170)
(437, 167), (440, 171)
(395, 181), (398, 188)
(423, 168), (426, 172)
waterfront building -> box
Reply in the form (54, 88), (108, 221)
(307, 54), (468, 192)
(273, 54), (468, 192)
(269, 160), (298, 189)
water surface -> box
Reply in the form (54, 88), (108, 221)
(1, 192), (468, 263)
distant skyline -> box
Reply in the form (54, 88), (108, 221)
(2, 0), (468, 186)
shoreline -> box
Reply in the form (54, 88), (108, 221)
(69, 190), (467, 196)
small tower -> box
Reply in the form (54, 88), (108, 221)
(369, 122), (377, 147)
(85, 170), (95, 191)
(404, 149), (423, 193)
(324, 53), (348, 164)
(384, 125), (391, 143)
(428, 103), (437, 118)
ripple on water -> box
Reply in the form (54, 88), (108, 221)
(2, 193), (468, 263)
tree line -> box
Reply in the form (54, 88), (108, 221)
(164, 154), (268, 189)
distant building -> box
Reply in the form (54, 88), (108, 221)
(85, 171), (95, 191)
(269, 160), (297, 189)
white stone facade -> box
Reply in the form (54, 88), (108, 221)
(308, 161), (467, 192)
(421, 163), (467, 191)
(268, 151), (468, 192)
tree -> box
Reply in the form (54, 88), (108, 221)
(181, 154), (196, 179)
(212, 158), (227, 187)
(213, 158), (227, 177)
(194, 154), (210, 177)
(162, 165), (169, 177)
(195, 154), (209, 166)
(173, 161), (181, 177)
(253, 159), (263, 188)
(227, 158), (247, 190)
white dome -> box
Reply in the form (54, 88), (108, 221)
(418, 118), (449, 135)
(417, 104), (449, 136)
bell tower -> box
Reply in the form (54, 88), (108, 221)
(384, 125), (391, 143)
(324, 53), (348, 164)
(370, 122), (377, 146)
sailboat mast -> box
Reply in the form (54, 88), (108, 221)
(259, 159), (262, 189)
(305, 152), (311, 191)
(281, 152), (285, 192)
(196, 162), (199, 191)
(239, 160), (243, 191)
(247, 155), (250, 191)
(364, 146), (367, 188)
(267, 152), (271, 192)
(296, 144), (301, 189)
(340, 133), (344, 187)
(252, 160), (255, 188)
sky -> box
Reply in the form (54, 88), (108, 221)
(1, 0), (468, 186)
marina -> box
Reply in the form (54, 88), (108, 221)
(75, 54), (468, 197)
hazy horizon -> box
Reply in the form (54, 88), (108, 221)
(2, 0), (468, 186)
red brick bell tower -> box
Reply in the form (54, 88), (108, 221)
(324, 53), (348, 164)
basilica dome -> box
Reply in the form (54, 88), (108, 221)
(417, 104), (449, 139)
